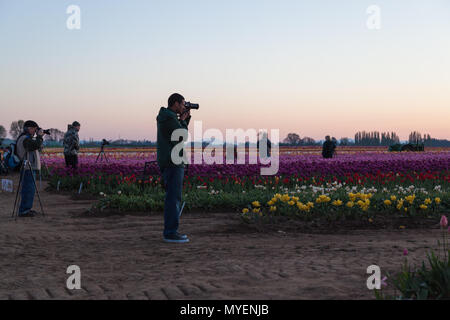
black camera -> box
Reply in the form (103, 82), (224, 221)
(38, 128), (50, 135)
(185, 102), (199, 110)
(102, 139), (110, 146)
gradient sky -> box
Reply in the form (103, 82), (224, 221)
(1, 0), (449, 141)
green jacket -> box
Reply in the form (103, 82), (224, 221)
(63, 126), (80, 156)
(156, 107), (191, 170)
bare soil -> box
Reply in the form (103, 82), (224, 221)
(0, 174), (444, 300)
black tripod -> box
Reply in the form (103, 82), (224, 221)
(11, 158), (45, 220)
(96, 144), (109, 163)
(0, 149), (8, 175)
(0, 160), (8, 175)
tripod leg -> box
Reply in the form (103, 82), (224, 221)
(27, 162), (45, 217)
(11, 162), (26, 219)
(179, 201), (186, 219)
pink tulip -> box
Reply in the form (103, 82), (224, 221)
(381, 276), (388, 287)
(403, 248), (408, 256)
(440, 215), (448, 228)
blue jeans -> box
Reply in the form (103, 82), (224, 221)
(162, 167), (184, 237)
(19, 170), (36, 215)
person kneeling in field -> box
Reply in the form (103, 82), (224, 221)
(157, 93), (191, 243)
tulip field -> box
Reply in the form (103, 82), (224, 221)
(41, 146), (450, 224)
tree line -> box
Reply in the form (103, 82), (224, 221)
(1, 120), (450, 147)
(0, 120), (65, 145)
(282, 131), (450, 147)
(0, 120), (155, 147)
(0, 120), (65, 141)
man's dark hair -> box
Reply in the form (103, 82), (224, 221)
(24, 120), (38, 128)
(168, 93), (184, 108)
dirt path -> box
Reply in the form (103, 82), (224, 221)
(0, 175), (444, 300)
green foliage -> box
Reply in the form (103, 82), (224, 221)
(94, 190), (272, 213)
(379, 251), (450, 300)
(376, 225), (450, 300)
(47, 172), (449, 217)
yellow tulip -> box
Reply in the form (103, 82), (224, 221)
(405, 195), (415, 205)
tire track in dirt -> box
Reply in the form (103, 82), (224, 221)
(0, 175), (445, 299)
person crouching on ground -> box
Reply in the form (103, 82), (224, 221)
(63, 121), (81, 169)
(15, 120), (44, 217)
(157, 93), (191, 243)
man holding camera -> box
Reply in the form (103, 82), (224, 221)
(157, 93), (191, 243)
(15, 120), (44, 217)
(63, 121), (81, 169)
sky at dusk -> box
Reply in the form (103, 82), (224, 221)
(1, 0), (449, 141)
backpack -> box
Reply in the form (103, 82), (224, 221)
(3, 141), (22, 170)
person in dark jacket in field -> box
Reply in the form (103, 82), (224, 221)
(322, 136), (335, 159)
(157, 93), (191, 243)
(63, 121), (81, 169)
(15, 120), (44, 217)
